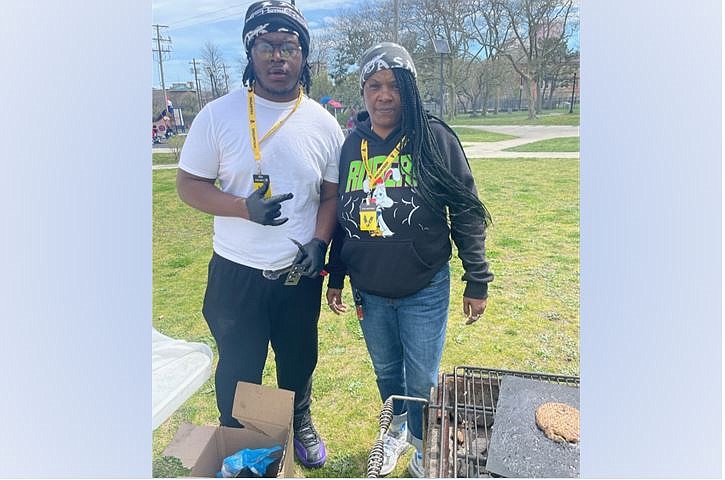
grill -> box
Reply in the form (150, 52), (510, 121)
(366, 366), (580, 478)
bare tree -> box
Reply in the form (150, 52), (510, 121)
(457, 55), (512, 114)
(308, 31), (336, 70)
(323, 2), (399, 112)
(201, 41), (227, 99)
(328, 2), (389, 82)
(472, 0), (577, 119)
(307, 31), (337, 104)
(406, 0), (480, 118)
(317, 0), (578, 120)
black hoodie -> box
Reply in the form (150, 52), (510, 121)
(326, 113), (493, 299)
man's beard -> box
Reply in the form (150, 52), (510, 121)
(255, 71), (302, 97)
(254, 77), (299, 95)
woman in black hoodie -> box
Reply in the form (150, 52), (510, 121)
(325, 42), (493, 477)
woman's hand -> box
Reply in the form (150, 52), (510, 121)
(463, 297), (487, 325)
(326, 288), (348, 315)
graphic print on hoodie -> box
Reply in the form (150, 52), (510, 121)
(343, 148), (421, 238)
(328, 113), (492, 299)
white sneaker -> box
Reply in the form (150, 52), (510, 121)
(378, 429), (410, 476)
(408, 450), (424, 478)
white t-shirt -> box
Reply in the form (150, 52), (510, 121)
(179, 88), (343, 270)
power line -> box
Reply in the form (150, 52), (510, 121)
(168, 3), (245, 26)
(167, 2), (249, 30)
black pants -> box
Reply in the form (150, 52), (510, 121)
(202, 252), (323, 427)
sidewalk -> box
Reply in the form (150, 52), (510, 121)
(453, 125), (580, 159)
(153, 125), (579, 169)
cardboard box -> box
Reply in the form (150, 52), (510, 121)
(163, 381), (295, 477)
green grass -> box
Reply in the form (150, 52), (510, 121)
(152, 157), (579, 477)
(152, 136), (185, 165)
(451, 109), (579, 126)
(153, 153), (178, 165)
(450, 127), (517, 142)
(505, 136), (580, 152)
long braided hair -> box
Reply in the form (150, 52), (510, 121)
(393, 68), (492, 227)
(242, 60), (312, 95)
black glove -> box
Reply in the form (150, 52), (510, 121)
(245, 179), (293, 226)
(292, 238), (328, 277)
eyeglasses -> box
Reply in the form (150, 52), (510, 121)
(252, 41), (302, 60)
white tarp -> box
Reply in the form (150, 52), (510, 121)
(152, 328), (213, 430)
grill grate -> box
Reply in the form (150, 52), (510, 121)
(426, 366), (580, 478)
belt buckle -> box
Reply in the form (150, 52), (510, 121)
(283, 264), (304, 286)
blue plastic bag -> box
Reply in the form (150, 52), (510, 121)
(216, 444), (283, 478)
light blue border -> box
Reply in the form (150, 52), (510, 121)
(581, 0), (721, 477)
(0, 0), (720, 477)
(0, 1), (151, 477)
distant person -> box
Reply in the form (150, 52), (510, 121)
(325, 42), (493, 477)
(175, 0), (343, 469)
(152, 124), (159, 143)
(346, 108), (358, 130)
(163, 116), (174, 138)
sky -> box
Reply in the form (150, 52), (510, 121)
(152, 0), (353, 90)
(152, 0), (580, 92)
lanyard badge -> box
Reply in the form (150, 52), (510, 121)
(358, 138), (405, 236)
(359, 198), (378, 232)
(252, 174), (270, 196)
(247, 86), (303, 198)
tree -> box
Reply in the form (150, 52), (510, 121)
(539, 42), (578, 110)
(407, 0), (479, 118)
(457, 55), (512, 114)
(236, 52), (248, 89)
(200, 41), (227, 99)
(317, 0), (579, 120)
(472, 0), (577, 119)
(325, 1), (416, 115)
(307, 31), (336, 102)
(328, 2), (390, 82)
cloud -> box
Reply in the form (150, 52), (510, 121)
(152, 0), (356, 87)
(153, 0), (351, 30)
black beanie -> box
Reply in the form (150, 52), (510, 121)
(359, 42), (417, 89)
(242, 1), (310, 57)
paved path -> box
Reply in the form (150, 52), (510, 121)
(153, 146), (175, 154)
(153, 163), (179, 170)
(453, 125), (580, 159)
(153, 125), (579, 169)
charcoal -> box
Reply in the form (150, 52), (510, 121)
(470, 434), (489, 456)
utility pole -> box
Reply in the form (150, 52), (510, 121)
(393, 0), (399, 43)
(222, 64), (230, 94)
(569, 72), (577, 114)
(206, 66), (218, 99)
(190, 58), (203, 110)
(152, 24), (172, 117)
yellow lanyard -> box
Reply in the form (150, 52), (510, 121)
(247, 86), (304, 171)
(360, 137), (405, 186)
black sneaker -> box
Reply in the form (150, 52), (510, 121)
(293, 412), (327, 468)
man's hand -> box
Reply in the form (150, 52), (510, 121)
(463, 296), (487, 325)
(292, 238), (328, 277)
(245, 179), (293, 226)
(326, 288), (348, 315)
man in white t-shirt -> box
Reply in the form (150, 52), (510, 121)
(176, 1), (343, 469)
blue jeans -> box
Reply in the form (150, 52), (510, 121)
(358, 264), (450, 448)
